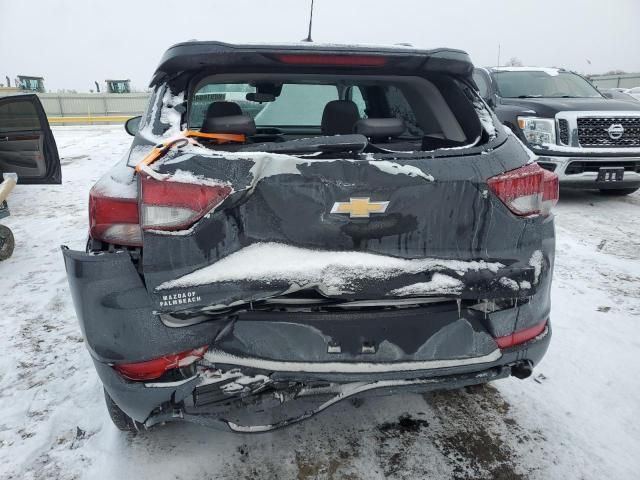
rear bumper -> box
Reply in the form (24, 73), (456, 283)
(93, 328), (550, 432)
(536, 154), (640, 188)
(62, 245), (553, 430)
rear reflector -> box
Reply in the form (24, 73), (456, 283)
(541, 169), (559, 215)
(488, 163), (559, 216)
(141, 175), (232, 230)
(275, 54), (387, 66)
(89, 187), (141, 246)
(495, 320), (547, 349)
(114, 346), (208, 381)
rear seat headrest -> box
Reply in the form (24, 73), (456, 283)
(201, 114), (257, 135)
(206, 101), (243, 118)
(354, 118), (406, 138)
(321, 100), (360, 135)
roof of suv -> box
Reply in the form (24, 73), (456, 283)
(488, 66), (567, 75)
(151, 40), (474, 85)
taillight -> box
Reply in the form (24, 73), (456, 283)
(488, 163), (558, 216)
(114, 346), (208, 381)
(140, 174), (232, 230)
(89, 187), (141, 246)
(495, 320), (547, 349)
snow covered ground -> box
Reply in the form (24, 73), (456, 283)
(1, 125), (639, 479)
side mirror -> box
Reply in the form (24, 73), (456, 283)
(125, 116), (142, 136)
(602, 92), (614, 99)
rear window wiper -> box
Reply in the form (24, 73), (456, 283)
(240, 134), (368, 155)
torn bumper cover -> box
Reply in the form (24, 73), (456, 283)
(91, 333), (549, 432)
(62, 245), (551, 431)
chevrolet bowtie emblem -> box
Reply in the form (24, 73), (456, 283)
(330, 197), (390, 218)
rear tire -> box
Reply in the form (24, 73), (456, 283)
(599, 187), (639, 196)
(0, 225), (15, 261)
(104, 389), (147, 433)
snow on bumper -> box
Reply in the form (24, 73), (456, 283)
(150, 243), (545, 314)
(155, 242), (504, 292)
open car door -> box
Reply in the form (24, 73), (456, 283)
(0, 94), (61, 184)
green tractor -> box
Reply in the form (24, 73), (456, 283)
(105, 79), (131, 94)
(16, 76), (45, 93)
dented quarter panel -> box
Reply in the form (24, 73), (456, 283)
(61, 248), (233, 363)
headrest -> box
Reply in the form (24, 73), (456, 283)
(321, 100), (360, 135)
(354, 118), (406, 138)
(201, 114), (257, 135)
(205, 101), (243, 118)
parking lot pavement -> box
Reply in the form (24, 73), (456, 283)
(0, 126), (639, 480)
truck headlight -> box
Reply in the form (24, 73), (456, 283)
(517, 117), (556, 146)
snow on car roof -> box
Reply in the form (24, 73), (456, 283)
(166, 39), (464, 55)
(491, 66), (562, 76)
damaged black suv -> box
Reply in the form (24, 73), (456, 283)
(63, 41), (557, 432)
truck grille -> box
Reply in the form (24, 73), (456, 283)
(577, 117), (640, 147)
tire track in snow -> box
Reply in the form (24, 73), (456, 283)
(425, 385), (540, 480)
(207, 385), (541, 480)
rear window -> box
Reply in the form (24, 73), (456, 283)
(188, 76), (443, 137)
(190, 84), (340, 127)
(139, 73), (498, 155)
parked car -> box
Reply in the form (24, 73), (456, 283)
(63, 41), (557, 432)
(599, 88), (640, 103)
(473, 67), (640, 195)
(0, 94), (61, 259)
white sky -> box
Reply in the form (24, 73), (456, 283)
(1, 0), (639, 92)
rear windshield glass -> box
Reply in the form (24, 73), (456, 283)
(189, 80), (433, 133)
(190, 83), (340, 127)
(494, 71), (602, 98)
(138, 73), (498, 155)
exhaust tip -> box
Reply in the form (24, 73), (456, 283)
(511, 361), (533, 379)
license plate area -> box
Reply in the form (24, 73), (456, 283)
(597, 167), (624, 182)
